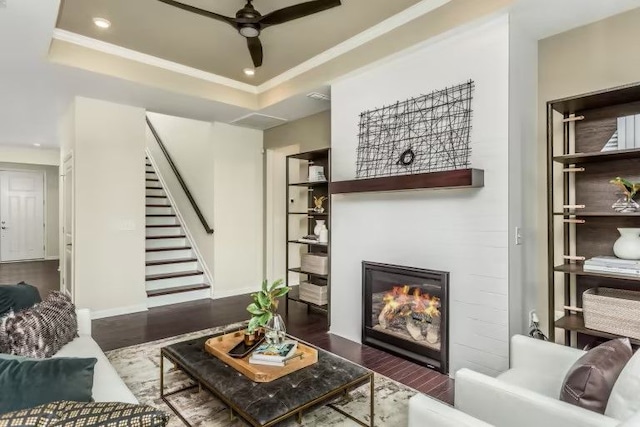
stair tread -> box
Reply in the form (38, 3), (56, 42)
(146, 270), (203, 281)
(147, 284), (209, 298)
(146, 246), (191, 252)
(146, 225), (181, 228)
(146, 178), (160, 182)
(146, 186), (163, 189)
(146, 204), (171, 207)
(146, 235), (186, 240)
(146, 214), (175, 217)
(146, 195), (167, 199)
(146, 258), (197, 266)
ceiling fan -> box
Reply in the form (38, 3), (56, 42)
(157, 0), (342, 68)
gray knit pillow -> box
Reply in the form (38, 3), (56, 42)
(0, 292), (77, 358)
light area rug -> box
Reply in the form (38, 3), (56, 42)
(106, 323), (419, 426)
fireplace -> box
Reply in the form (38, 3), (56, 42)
(362, 262), (449, 374)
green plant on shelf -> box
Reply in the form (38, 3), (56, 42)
(246, 279), (290, 333)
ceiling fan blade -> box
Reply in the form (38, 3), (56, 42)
(247, 37), (263, 68)
(157, 0), (236, 27)
(259, 0), (341, 27)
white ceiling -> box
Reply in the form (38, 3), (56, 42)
(0, 0), (639, 148)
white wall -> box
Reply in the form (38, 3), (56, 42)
(330, 17), (511, 376)
(72, 97), (147, 315)
(0, 162), (59, 259)
(146, 113), (264, 298)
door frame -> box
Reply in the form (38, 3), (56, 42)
(0, 168), (46, 262)
(61, 151), (74, 298)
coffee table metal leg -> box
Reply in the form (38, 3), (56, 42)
(370, 373), (375, 427)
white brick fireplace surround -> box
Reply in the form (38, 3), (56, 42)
(330, 16), (518, 377)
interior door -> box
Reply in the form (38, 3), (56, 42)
(61, 157), (74, 299)
(0, 170), (45, 262)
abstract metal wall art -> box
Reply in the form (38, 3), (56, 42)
(356, 80), (474, 179)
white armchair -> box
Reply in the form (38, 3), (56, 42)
(409, 335), (640, 427)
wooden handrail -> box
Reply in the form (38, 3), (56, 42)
(146, 116), (214, 234)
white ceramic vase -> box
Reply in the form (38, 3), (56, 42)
(314, 220), (327, 237)
(613, 228), (640, 260)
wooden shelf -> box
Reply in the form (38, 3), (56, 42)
(550, 82), (640, 115)
(288, 240), (328, 247)
(288, 268), (328, 279)
(287, 286), (328, 311)
(555, 313), (640, 345)
(288, 148), (331, 162)
(554, 264), (640, 282)
(331, 169), (484, 194)
(553, 148), (640, 164)
(289, 181), (328, 187)
(554, 211), (640, 217)
(288, 212), (328, 217)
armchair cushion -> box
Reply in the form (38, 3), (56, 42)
(560, 338), (632, 414)
(606, 347), (640, 421)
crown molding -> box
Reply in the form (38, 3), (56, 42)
(52, 0), (451, 97)
(51, 29), (259, 94)
(256, 0), (452, 92)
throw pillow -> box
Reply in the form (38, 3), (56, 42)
(0, 357), (96, 415)
(0, 282), (41, 317)
(0, 291), (77, 358)
(560, 337), (633, 414)
(605, 348), (640, 421)
(50, 401), (169, 427)
(0, 403), (60, 427)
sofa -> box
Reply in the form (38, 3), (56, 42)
(409, 335), (640, 427)
(53, 308), (137, 404)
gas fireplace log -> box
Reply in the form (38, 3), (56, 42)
(406, 318), (424, 341)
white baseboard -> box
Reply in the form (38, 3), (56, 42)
(91, 304), (148, 320)
(147, 288), (210, 308)
(45, 256), (60, 261)
(212, 286), (259, 299)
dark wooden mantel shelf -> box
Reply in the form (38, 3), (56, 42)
(331, 169), (484, 194)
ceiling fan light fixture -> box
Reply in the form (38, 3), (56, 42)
(93, 17), (111, 29)
(239, 25), (260, 38)
(243, 68), (256, 76)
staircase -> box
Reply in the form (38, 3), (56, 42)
(145, 158), (210, 307)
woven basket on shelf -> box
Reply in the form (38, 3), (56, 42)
(583, 287), (640, 340)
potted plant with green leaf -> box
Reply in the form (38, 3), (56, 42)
(246, 279), (290, 346)
(610, 177), (640, 212)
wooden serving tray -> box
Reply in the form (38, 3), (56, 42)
(204, 331), (318, 383)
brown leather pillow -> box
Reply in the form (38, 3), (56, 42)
(560, 337), (633, 414)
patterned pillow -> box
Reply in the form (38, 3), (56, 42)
(0, 292), (77, 358)
(51, 401), (169, 426)
(0, 404), (60, 427)
(0, 402), (169, 427)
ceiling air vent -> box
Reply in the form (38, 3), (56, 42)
(307, 92), (331, 102)
(0, 0), (7, 9)
(230, 113), (287, 130)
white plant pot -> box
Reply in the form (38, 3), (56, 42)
(613, 228), (640, 260)
(314, 220), (327, 237)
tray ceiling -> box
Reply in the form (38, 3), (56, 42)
(56, 0), (422, 85)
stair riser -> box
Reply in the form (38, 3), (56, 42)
(146, 237), (187, 249)
(146, 216), (178, 226)
(147, 288), (210, 308)
(146, 227), (183, 237)
(145, 197), (170, 206)
(145, 274), (205, 291)
(146, 261), (199, 276)
(146, 166), (155, 173)
(146, 188), (166, 197)
(145, 249), (192, 261)
(146, 206), (174, 215)
(146, 171), (157, 178)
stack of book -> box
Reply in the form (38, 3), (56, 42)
(248, 340), (298, 367)
(584, 256), (640, 276)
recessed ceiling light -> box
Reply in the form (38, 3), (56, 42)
(93, 17), (111, 29)
(33, 143), (41, 147)
(243, 68), (256, 77)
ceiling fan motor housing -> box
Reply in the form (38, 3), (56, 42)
(237, 1), (261, 37)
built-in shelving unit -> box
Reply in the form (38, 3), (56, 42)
(285, 148), (331, 321)
(547, 82), (640, 346)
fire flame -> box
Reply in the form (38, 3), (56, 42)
(382, 285), (440, 320)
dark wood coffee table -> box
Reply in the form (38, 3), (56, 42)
(160, 333), (374, 426)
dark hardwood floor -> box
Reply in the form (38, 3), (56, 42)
(0, 261), (453, 405)
(0, 260), (60, 297)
